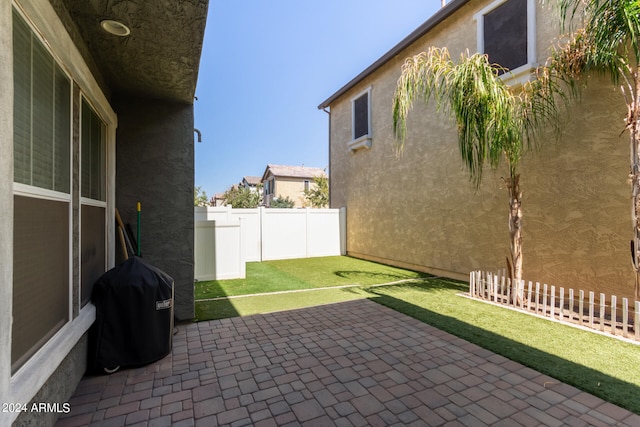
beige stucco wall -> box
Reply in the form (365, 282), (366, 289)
(273, 177), (319, 208)
(328, 0), (633, 301)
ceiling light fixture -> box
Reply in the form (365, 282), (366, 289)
(100, 19), (131, 37)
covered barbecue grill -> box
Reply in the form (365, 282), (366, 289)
(90, 256), (174, 373)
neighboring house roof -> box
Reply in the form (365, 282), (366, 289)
(56, 0), (207, 103)
(261, 164), (327, 182)
(317, 0), (469, 110)
(243, 176), (262, 186)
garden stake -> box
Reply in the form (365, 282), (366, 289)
(137, 202), (141, 256)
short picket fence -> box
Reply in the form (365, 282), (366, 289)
(469, 271), (640, 343)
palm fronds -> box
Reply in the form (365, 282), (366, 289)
(392, 47), (558, 187)
(554, 0), (640, 89)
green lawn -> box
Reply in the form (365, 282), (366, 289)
(194, 256), (640, 414)
(195, 256), (427, 299)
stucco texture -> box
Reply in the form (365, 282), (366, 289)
(328, 0), (634, 301)
(274, 177), (316, 208)
(115, 96), (195, 320)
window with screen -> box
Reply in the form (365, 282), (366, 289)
(12, 9), (71, 373)
(13, 9), (70, 193)
(82, 100), (106, 201)
(476, 0), (536, 82)
(81, 99), (107, 306)
(353, 93), (369, 140)
(349, 87), (372, 152)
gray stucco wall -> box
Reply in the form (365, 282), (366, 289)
(14, 335), (88, 427)
(114, 96), (195, 321)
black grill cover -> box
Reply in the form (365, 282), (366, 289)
(90, 256), (174, 371)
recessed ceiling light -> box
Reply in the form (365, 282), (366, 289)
(100, 19), (131, 37)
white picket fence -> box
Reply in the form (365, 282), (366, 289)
(469, 271), (640, 342)
(194, 206), (346, 281)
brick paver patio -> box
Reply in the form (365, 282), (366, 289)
(56, 299), (640, 426)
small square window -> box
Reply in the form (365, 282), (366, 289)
(475, 0), (536, 83)
(349, 87), (372, 152)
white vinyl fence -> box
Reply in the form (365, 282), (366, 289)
(469, 271), (640, 343)
(194, 206), (346, 281)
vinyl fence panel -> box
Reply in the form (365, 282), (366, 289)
(307, 209), (344, 258)
(194, 220), (245, 281)
(261, 209), (308, 260)
(193, 207), (345, 281)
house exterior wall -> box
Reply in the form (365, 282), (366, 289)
(2, 0), (201, 424)
(13, 335), (88, 426)
(1, 0), (116, 424)
(273, 177), (317, 208)
(114, 96), (195, 321)
(328, 0), (633, 301)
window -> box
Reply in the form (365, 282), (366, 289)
(265, 178), (275, 196)
(80, 99), (107, 306)
(13, 9), (70, 193)
(353, 93), (369, 139)
(349, 87), (372, 152)
(12, 9), (71, 373)
(475, 0), (536, 83)
(304, 180), (310, 192)
(81, 100), (106, 201)
(81, 205), (105, 306)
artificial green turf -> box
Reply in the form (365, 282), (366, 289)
(195, 287), (371, 321)
(194, 256), (640, 414)
(195, 256), (426, 299)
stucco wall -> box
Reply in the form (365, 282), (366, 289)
(14, 335), (88, 427)
(329, 0), (634, 301)
(274, 177), (317, 208)
(115, 96), (195, 320)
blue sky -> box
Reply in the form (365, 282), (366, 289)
(194, 1), (442, 198)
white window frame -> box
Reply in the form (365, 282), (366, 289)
(474, 0), (537, 85)
(349, 86), (372, 152)
(79, 94), (109, 308)
(80, 95), (108, 206)
(11, 3), (74, 372)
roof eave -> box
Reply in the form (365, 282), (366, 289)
(317, 0), (470, 110)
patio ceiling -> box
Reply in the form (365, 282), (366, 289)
(58, 0), (208, 104)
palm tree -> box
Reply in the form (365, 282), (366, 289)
(550, 0), (640, 298)
(393, 47), (560, 292)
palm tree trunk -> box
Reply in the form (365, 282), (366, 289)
(633, 144), (640, 299)
(631, 110), (640, 300)
(629, 71), (640, 300)
(506, 173), (523, 302)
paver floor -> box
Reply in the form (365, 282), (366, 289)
(56, 299), (640, 426)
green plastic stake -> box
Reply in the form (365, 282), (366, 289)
(137, 201), (141, 256)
